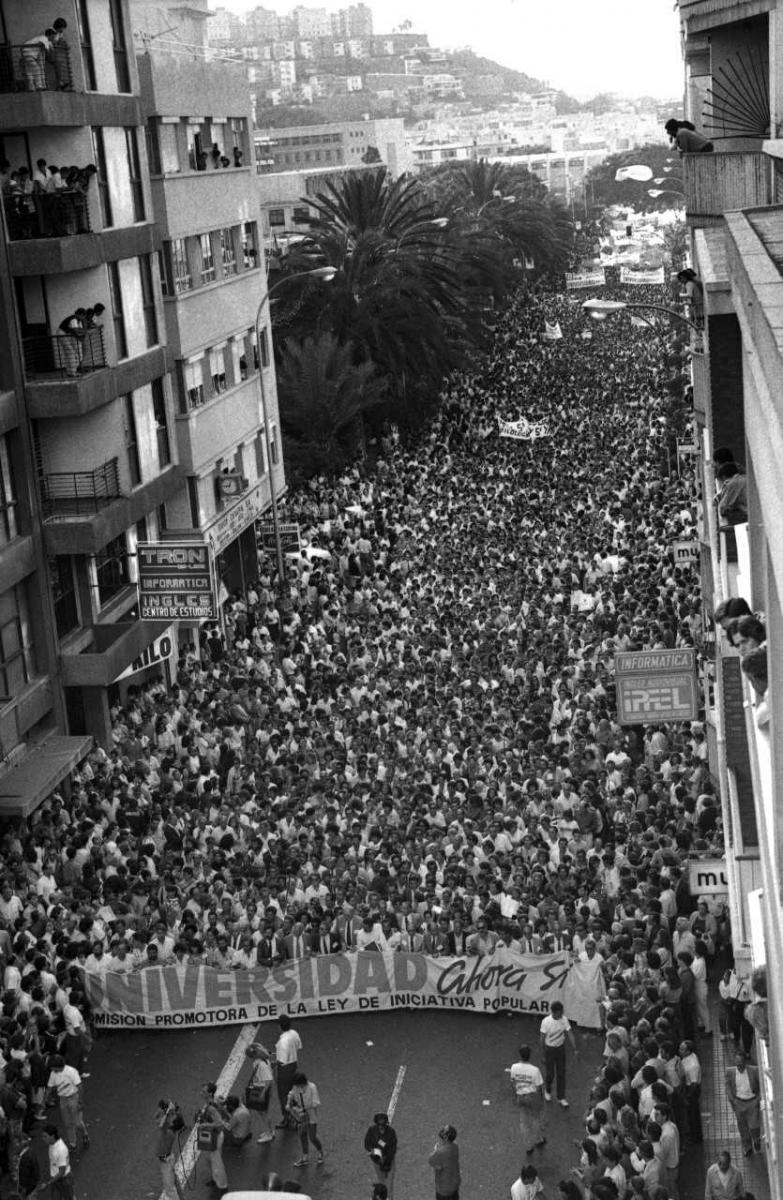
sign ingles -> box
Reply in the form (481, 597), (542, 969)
(137, 543), (217, 621)
(614, 648), (698, 725)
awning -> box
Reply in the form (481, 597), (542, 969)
(0, 735), (93, 818)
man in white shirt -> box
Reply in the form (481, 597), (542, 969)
(43, 1123), (73, 1200)
(508, 1044), (545, 1154)
(47, 1056), (88, 1152)
(540, 1001), (579, 1108)
(275, 1015), (302, 1128)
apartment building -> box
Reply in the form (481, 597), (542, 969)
(255, 118), (411, 175)
(677, 2), (783, 1194)
(0, 0), (282, 768)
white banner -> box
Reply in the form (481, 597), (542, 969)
(85, 950), (603, 1030)
(566, 270), (606, 290)
(544, 320), (563, 340)
(620, 266), (665, 286)
(498, 417), (550, 441)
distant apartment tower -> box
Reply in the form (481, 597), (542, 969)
(293, 6), (332, 39)
(333, 4), (374, 37)
(256, 118), (411, 176)
(0, 0), (283, 760)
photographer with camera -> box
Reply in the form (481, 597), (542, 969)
(196, 1082), (228, 1196)
(156, 1098), (185, 1200)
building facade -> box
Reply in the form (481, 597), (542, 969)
(0, 0), (283, 770)
(678, 1), (783, 1195)
(255, 118), (411, 175)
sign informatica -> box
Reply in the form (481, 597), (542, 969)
(137, 543), (217, 621)
(614, 648), (698, 725)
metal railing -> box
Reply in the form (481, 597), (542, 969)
(3, 191), (90, 240)
(683, 151), (771, 220)
(22, 327), (106, 380)
(41, 456), (121, 519)
(0, 41), (73, 93)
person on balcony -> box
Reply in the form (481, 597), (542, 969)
(664, 119), (714, 155)
(51, 19), (72, 91)
(715, 462), (747, 527)
(21, 28), (55, 91)
(58, 308), (87, 377)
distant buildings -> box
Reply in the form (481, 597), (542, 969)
(254, 118), (411, 176)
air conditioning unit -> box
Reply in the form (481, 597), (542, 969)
(217, 472), (248, 498)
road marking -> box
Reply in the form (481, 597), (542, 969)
(163, 1022), (260, 1200)
(387, 1065), (407, 1121)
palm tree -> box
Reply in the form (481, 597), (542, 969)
(274, 168), (488, 407)
(276, 332), (387, 481)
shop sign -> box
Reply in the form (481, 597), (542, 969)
(614, 648), (698, 724)
(689, 859), (729, 897)
(137, 543), (216, 620)
(114, 627), (177, 682)
(258, 521), (302, 554)
(205, 483), (265, 558)
(672, 540), (699, 564)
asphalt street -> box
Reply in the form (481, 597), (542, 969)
(62, 1012), (609, 1200)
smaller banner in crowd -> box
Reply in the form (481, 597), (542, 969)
(544, 321), (563, 340)
(498, 417), (550, 441)
(85, 951), (604, 1031)
(619, 266), (665, 286)
(566, 270), (606, 290)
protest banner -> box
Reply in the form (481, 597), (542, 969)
(498, 417), (550, 441)
(85, 950), (602, 1031)
(565, 270), (606, 290)
(544, 320), (563, 340)
(619, 266), (665, 286)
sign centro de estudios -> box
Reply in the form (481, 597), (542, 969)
(137, 543), (216, 621)
(614, 648), (698, 725)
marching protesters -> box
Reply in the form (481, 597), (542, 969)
(540, 1002), (579, 1108)
(286, 1070), (324, 1167)
(365, 1111), (398, 1197)
(511, 1163), (545, 1200)
(704, 1150), (745, 1200)
(508, 1044), (546, 1154)
(275, 1015), (302, 1128)
(46, 1054), (89, 1153)
(725, 1049), (761, 1157)
(428, 1124), (461, 1200)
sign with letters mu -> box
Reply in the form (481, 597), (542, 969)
(137, 543), (217, 621)
(614, 648), (698, 725)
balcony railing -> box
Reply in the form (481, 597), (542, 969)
(684, 151), (772, 221)
(22, 328), (106, 380)
(0, 41), (73, 93)
(3, 191), (90, 241)
(41, 456), (121, 519)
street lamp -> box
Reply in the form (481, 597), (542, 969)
(255, 265), (336, 583)
(476, 194), (516, 218)
(581, 297), (698, 332)
(648, 188), (685, 200)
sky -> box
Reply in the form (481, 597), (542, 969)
(218, 0), (683, 99)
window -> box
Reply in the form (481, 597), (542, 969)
(199, 232), (216, 285)
(268, 207), (285, 227)
(123, 394), (141, 486)
(270, 423), (279, 465)
(152, 378), (171, 467)
(183, 360), (204, 410)
(242, 222), (258, 269)
(209, 346), (227, 396)
(220, 228), (237, 277)
(125, 127), (145, 221)
(108, 262), (127, 359)
(139, 255), (158, 347)
(0, 585), (36, 697)
(91, 126), (113, 228)
(257, 326), (270, 369)
(50, 557), (79, 639)
(0, 437), (18, 547)
(108, 0), (132, 92)
(254, 431), (267, 477)
(75, 0), (97, 90)
(94, 534), (129, 606)
(169, 239), (192, 294)
(187, 477), (201, 528)
(145, 118), (162, 176)
(157, 503), (168, 532)
(293, 205), (311, 224)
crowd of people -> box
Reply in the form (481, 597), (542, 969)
(0, 281), (764, 1199)
(1, 160), (96, 241)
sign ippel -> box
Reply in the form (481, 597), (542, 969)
(137, 543), (216, 620)
(614, 648), (698, 725)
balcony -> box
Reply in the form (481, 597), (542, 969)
(42, 463), (184, 556)
(7, 220), (156, 277)
(3, 190), (89, 241)
(41, 456), (121, 519)
(684, 152), (772, 226)
(25, 345), (169, 419)
(23, 328), (106, 382)
(176, 378), (261, 471)
(60, 619), (171, 687)
(0, 42), (73, 93)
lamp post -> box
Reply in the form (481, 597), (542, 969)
(581, 297), (699, 333)
(648, 188), (685, 201)
(254, 265), (336, 583)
